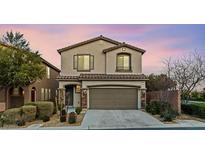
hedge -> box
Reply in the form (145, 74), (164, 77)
(2, 108), (22, 124)
(25, 101), (56, 115)
(182, 103), (205, 118)
(22, 105), (37, 122)
(35, 101), (54, 119)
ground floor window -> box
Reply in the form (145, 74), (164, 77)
(41, 88), (44, 100)
(41, 88), (51, 101)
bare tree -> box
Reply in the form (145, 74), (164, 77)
(164, 51), (205, 101)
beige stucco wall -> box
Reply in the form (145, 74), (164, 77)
(106, 47), (142, 74)
(61, 40), (116, 75)
(24, 65), (59, 103)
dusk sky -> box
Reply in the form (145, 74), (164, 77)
(0, 24), (205, 74)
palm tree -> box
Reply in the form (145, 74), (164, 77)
(0, 31), (31, 51)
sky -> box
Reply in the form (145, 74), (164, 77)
(0, 24), (205, 74)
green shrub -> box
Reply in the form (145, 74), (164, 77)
(75, 107), (82, 115)
(22, 105), (37, 122)
(3, 108), (22, 124)
(35, 101), (54, 119)
(145, 101), (161, 115)
(42, 115), (50, 122)
(68, 112), (76, 124)
(182, 103), (205, 118)
(24, 102), (37, 106)
(0, 114), (8, 127)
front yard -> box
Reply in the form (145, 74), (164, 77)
(145, 100), (205, 124)
(0, 112), (85, 129)
(0, 101), (86, 129)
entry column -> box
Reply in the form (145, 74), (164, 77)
(137, 89), (141, 109)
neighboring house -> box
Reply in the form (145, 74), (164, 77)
(57, 35), (148, 110)
(0, 43), (60, 112)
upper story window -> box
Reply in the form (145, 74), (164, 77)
(46, 66), (50, 79)
(73, 54), (94, 71)
(116, 53), (131, 72)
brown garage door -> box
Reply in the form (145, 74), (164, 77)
(89, 88), (138, 109)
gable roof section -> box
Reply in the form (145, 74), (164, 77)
(103, 42), (146, 54)
(0, 43), (60, 72)
(57, 35), (121, 53)
(41, 58), (60, 72)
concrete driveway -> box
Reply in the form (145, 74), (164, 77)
(81, 110), (164, 129)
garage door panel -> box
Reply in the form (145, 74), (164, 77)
(89, 88), (138, 109)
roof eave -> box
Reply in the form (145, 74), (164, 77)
(57, 35), (121, 54)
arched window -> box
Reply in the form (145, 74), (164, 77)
(116, 53), (131, 71)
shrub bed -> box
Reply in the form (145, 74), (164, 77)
(182, 103), (205, 118)
(146, 101), (177, 121)
(42, 115), (50, 122)
(25, 101), (54, 119)
(75, 107), (82, 115)
(2, 108), (22, 124)
(22, 105), (37, 122)
(35, 101), (54, 119)
(145, 101), (161, 115)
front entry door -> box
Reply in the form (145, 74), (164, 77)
(65, 86), (73, 107)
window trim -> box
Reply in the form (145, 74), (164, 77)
(73, 54), (94, 72)
(46, 66), (50, 79)
(116, 53), (132, 72)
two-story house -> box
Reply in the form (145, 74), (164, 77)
(57, 35), (147, 110)
(0, 43), (60, 111)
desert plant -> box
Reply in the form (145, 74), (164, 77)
(24, 102), (37, 106)
(35, 101), (54, 119)
(22, 105), (37, 122)
(60, 109), (67, 122)
(68, 112), (77, 124)
(42, 115), (50, 122)
(0, 114), (8, 127)
(160, 105), (177, 121)
(16, 119), (25, 126)
(75, 107), (82, 115)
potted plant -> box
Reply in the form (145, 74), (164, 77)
(68, 112), (77, 124)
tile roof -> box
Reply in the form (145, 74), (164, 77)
(57, 35), (121, 53)
(103, 42), (146, 54)
(56, 73), (148, 81)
